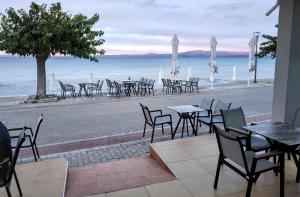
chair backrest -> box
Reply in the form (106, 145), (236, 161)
(0, 130), (25, 186)
(200, 98), (214, 110)
(149, 79), (155, 86)
(221, 107), (246, 131)
(96, 80), (101, 86)
(214, 100), (231, 114)
(162, 79), (166, 86)
(106, 79), (112, 87)
(192, 77), (200, 83)
(33, 114), (43, 143)
(59, 81), (65, 91)
(214, 126), (248, 172)
(166, 79), (172, 85)
(140, 103), (153, 125)
(0, 121), (12, 163)
(293, 107), (300, 128)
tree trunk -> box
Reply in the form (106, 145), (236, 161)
(36, 56), (48, 98)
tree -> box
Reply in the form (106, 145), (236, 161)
(0, 2), (105, 98)
(258, 34), (277, 59)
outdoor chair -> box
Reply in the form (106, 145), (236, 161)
(161, 79), (168, 92)
(0, 124), (26, 197)
(292, 107), (300, 182)
(88, 80), (104, 95)
(113, 81), (126, 98)
(191, 77), (200, 92)
(105, 79), (115, 94)
(181, 78), (193, 93)
(194, 98), (214, 126)
(214, 125), (285, 197)
(221, 107), (271, 152)
(59, 81), (75, 98)
(146, 79), (155, 96)
(8, 114), (43, 162)
(140, 103), (173, 143)
(166, 79), (181, 94)
(197, 100), (231, 133)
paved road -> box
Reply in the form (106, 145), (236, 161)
(0, 86), (273, 145)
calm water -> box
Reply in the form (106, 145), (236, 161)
(0, 56), (275, 96)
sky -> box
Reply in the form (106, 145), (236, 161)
(0, 0), (279, 55)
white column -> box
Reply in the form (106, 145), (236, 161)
(272, 0), (300, 123)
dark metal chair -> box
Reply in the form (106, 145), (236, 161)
(161, 79), (168, 93)
(59, 81), (75, 98)
(88, 80), (104, 95)
(146, 79), (155, 96)
(197, 100), (231, 133)
(195, 98), (214, 130)
(292, 107), (300, 182)
(181, 78), (193, 93)
(105, 79), (115, 94)
(140, 103), (173, 143)
(0, 124), (26, 197)
(191, 77), (200, 92)
(221, 107), (271, 152)
(214, 125), (285, 197)
(113, 81), (126, 98)
(8, 114), (43, 162)
(166, 79), (181, 94)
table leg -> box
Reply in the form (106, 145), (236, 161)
(79, 85), (83, 97)
(291, 152), (300, 183)
(172, 115), (182, 139)
(280, 153), (285, 197)
(188, 115), (197, 136)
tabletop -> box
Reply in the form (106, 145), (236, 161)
(167, 105), (206, 114)
(243, 121), (300, 147)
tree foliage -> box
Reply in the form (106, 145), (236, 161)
(258, 34), (277, 59)
(0, 2), (105, 61)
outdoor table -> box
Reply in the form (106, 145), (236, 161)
(243, 121), (300, 196)
(167, 105), (206, 138)
(78, 83), (91, 97)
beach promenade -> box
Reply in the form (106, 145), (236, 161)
(0, 84), (273, 146)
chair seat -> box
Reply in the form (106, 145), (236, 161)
(155, 116), (171, 125)
(11, 135), (31, 148)
(245, 151), (276, 173)
(198, 116), (223, 124)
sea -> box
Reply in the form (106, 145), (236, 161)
(0, 56), (275, 96)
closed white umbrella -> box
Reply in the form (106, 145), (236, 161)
(49, 73), (56, 92)
(248, 36), (256, 72)
(158, 69), (163, 85)
(209, 36), (218, 82)
(171, 34), (180, 79)
(186, 67), (192, 81)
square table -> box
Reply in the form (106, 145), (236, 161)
(167, 105), (206, 138)
(243, 121), (300, 195)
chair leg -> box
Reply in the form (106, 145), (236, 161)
(245, 180), (253, 197)
(170, 123), (174, 140)
(162, 124), (164, 135)
(186, 119), (189, 136)
(14, 170), (23, 196)
(214, 154), (222, 189)
(181, 119), (185, 138)
(151, 127), (155, 143)
(34, 144), (40, 159)
(5, 185), (12, 197)
(31, 146), (38, 162)
(143, 122), (147, 137)
(209, 124), (213, 134)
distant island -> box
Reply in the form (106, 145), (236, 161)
(104, 50), (248, 58)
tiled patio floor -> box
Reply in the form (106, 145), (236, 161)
(90, 134), (300, 197)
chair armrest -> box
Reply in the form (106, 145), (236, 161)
(227, 127), (250, 136)
(150, 110), (163, 115)
(212, 113), (222, 117)
(254, 151), (284, 160)
(7, 127), (24, 132)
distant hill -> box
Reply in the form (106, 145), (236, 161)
(104, 50), (248, 57)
